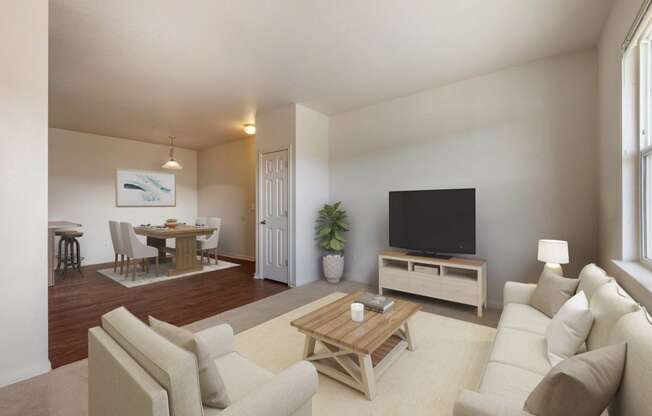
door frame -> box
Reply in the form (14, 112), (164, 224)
(255, 146), (294, 286)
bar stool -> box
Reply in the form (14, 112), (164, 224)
(56, 230), (84, 277)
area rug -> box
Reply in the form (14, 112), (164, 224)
(232, 292), (496, 416)
(97, 259), (239, 287)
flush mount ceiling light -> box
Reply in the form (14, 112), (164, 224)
(162, 136), (183, 170)
(243, 123), (256, 135)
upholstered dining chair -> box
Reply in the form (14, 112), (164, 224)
(109, 221), (127, 274)
(120, 222), (159, 279)
(198, 217), (221, 264)
(195, 217), (208, 226)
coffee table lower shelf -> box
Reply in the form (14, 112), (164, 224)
(299, 321), (415, 400)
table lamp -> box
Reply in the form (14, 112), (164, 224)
(537, 239), (569, 275)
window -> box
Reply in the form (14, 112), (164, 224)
(641, 35), (652, 263)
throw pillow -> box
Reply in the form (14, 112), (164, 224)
(149, 316), (231, 408)
(524, 343), (627, 416)
(587, 283), (640, 350)
(530, 269), (580, 318)
(577, 264), (612, 300)
(546, 290), (594, 366)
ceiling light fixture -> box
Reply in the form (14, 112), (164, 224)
(243, 123), (256, 135)
(162, 136), (183, 170)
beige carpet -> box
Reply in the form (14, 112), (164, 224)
(97, 259), (239, 287)
(233, 292), (496, 416)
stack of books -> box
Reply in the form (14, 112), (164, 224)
(356, 292), (394, 313)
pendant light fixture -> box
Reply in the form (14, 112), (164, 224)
(162, 136), (183, 170)
(243, 123), (256, 135)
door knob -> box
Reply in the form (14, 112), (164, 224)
(260, 220), (267, 225)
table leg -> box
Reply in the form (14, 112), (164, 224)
(303, 335), (316, 359)
(358, 353), (376, 400)
(404, 320), (416, 352)
(168, 236), (202, 276)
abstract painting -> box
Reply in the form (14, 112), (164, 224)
(116, 170), (176, 207)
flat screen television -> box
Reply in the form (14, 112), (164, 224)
(389, 188), (475, 259)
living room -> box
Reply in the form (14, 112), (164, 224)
(2, 1), (652, 415)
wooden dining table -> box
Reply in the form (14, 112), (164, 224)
(134, 225), (216, 276)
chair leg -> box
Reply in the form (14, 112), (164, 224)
(214, 248), (218, 265)
(75, 238), (83, 276)
(124, 258), (129, 277)
(113, 253), (118, 272)
(132, 259), (136, 280)
(63, 239), (70, 277)
(56, 237), (65, 271)
(119, 255), (124, 275)
(155, 256), (160, 277)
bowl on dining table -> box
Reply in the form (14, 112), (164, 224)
(165, 219), (178, 229)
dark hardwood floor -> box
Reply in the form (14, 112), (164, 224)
(48, 257), (288, 368)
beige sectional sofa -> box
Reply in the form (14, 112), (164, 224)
(454, 265), (652, 416)
(88, 307), (318, 416)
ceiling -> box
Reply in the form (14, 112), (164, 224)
(50, 0), (614, 150)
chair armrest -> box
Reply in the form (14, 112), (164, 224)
(220, 361), (318, 416)
(503, 282), (537, 305)
(194, 324), (234, 359)
(454, 390), (533, 416)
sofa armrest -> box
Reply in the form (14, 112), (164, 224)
(194, 324), (234, 359)
(454, 390), (533, 416)
(220, 361), (318, 416)
(503, 282), (537, 305)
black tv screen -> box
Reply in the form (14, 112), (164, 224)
(389, 188), (475, 255)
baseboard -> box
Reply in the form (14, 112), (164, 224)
(0, 359), (51, 388)
(218, 252), (255, 262)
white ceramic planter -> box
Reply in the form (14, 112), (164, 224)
(323, 254), (344, 283)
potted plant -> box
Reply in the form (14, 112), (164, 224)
(316, 202), (349, 283)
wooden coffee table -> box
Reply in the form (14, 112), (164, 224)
(290, 290), (420, 400)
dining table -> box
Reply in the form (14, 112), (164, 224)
(134, 224), (216, 276)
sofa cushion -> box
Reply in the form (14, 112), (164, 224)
(607, 309), (652, 416)
(587, 283), (640, 350)
(524, 343), (627, 416)
(546, 291), (593, 366)
(498, 303), (551, 335)
(215, 352), (274, 403)
(101, 307), (203, 416)
(577, 264), (611, 300)
(150, 317), (231, 409)
(489, 328), (551, 375)
(479, 362), (544, 409)
(529, 270), (579, 318)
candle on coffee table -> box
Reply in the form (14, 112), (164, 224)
(351, 302), (364, 323)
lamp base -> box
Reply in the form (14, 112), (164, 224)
(543, 263), (563, 276)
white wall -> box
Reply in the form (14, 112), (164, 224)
(49, 128), (198, 265)
(295, 105), (330, 286)
(329, 50), (599, 306)
(198, 137), (256, 260)
(0, 0), (50, 387)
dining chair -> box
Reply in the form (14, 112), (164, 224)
(195, 217), (208, 226)
(198, 217), (221, 264)
(109, 221), (127, 274)
(120, 222), (160, 280)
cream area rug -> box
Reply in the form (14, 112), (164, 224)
(233, 292), (496, 416)
(97, 259), (239, 287)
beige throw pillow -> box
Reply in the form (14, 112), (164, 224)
(530, 269), (580, 318)
(587, 283), (640, 350)
(149, 316), (231, 409)
(577, 264), (612, 301)
(524, 343), (626, 416)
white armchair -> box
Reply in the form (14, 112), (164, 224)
(89, 307), (318, 416)
(198, 217), (221, 265)
(120, 222), (159, 279)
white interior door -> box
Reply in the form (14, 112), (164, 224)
(260, 150), (289, 283)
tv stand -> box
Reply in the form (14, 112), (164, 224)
(405, 251), (453, 260)
(378, 250), (487, 317)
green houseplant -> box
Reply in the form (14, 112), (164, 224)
(316, 202), (349, 282)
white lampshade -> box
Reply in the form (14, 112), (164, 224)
(537, 239), (569, 264)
